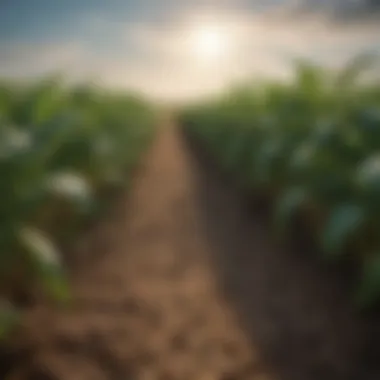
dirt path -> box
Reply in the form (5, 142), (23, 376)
(12, 124), (271, 380)
(9, 124), (380, 380)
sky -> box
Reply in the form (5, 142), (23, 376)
(0, 0), (379, 101)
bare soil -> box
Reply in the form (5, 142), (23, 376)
(4, 124), (380, 380)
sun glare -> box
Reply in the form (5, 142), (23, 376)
(190, 25), (229, 62)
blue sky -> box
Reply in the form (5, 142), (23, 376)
(0, 0), (379, 100)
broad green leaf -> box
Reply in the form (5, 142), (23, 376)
(19, 227), (60, 266)
(320, 204), (366, 259)
(18, 227), (70, 303)
(45, 171), (94, 213)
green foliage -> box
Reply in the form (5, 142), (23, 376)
(181, 54), (380, 308)
(0, 77), (156, 337)
(18, 227), (70, 303)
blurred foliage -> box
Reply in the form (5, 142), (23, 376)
(180, 54), (380, 309)
(0, 76), (157, 337)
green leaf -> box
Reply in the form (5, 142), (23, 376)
(45, 171), (94, 214)
(274, 187), (308, 233)
(19, 227), (60, 266)
(355, 253), (380, 309)
(18, 227), (70, 304)
(320, 204), (366, 259)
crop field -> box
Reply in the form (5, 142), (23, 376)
(180, 57), (380, 308)
(1, 58), (380, 380)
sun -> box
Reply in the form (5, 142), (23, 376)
(190, 25), (229, 62)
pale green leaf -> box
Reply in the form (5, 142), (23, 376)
(45, 171), (94, 212)
(19, 227), (60, 266)
(18, 227), (70, 303)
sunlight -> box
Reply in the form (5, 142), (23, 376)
(190, 24), (230, 62)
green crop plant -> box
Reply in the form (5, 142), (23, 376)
(181, 54), (380, 309)
(0, 77), (156, 338)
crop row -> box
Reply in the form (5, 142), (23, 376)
(0, 77), (156, 336)
(180, 57), (380, 308)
